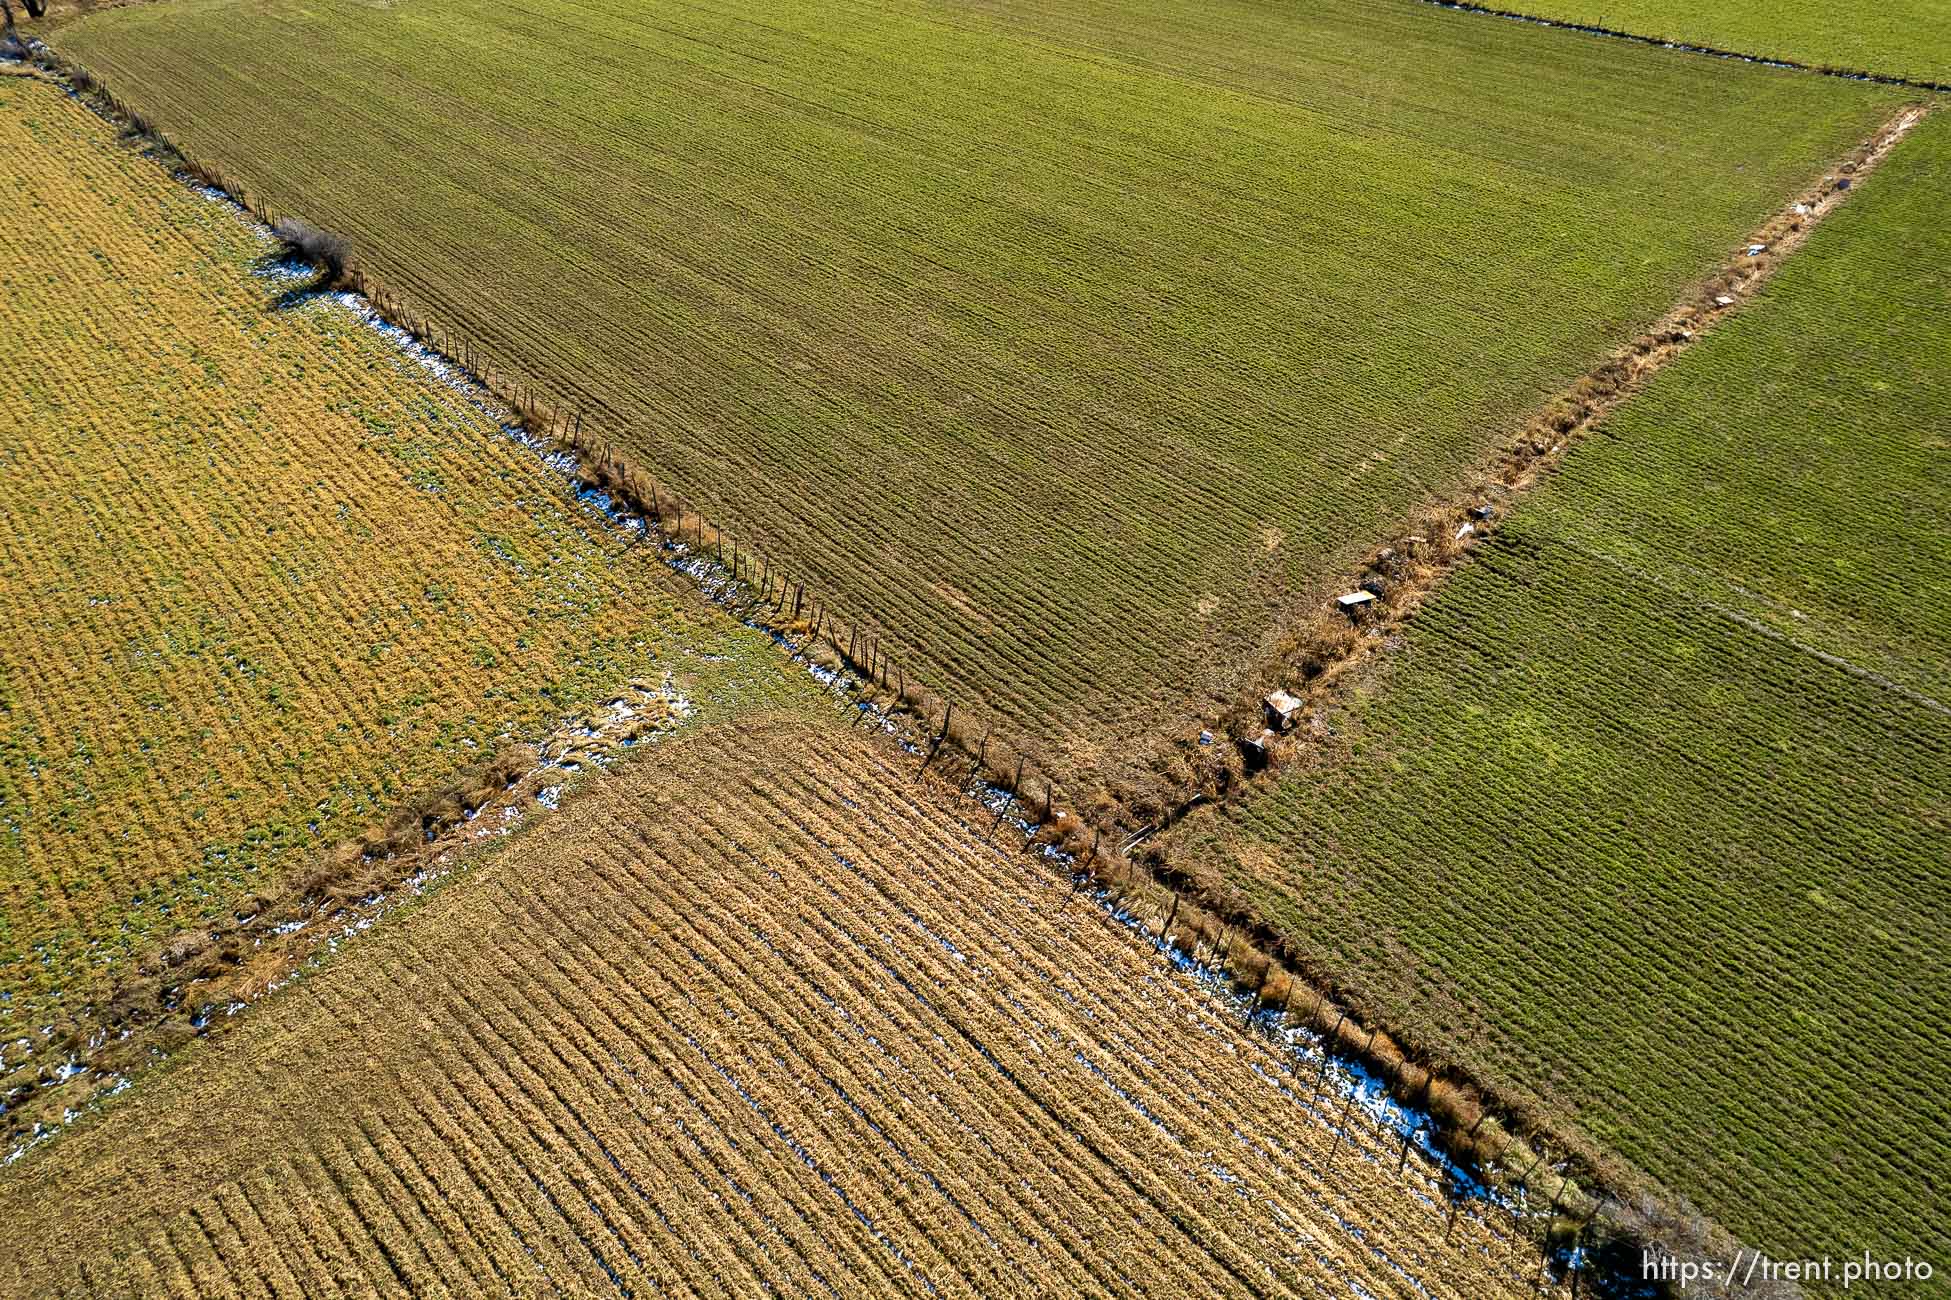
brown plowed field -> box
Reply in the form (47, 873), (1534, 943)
(0, 715), (1563, 1298)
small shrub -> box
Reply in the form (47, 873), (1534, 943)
(271, 216), (351, 284)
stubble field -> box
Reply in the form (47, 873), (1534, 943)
(52, 0), (1904, 793)
(1160, 110), (1951, 1277)
(0, 714), (1567, 1299)
(0, 79), (778, 1030)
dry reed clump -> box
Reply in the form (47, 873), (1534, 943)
(1033, 810), (1092, 858)
(271, 216), (351, 285)
(155, 929), (211, 971)
(1426, 1075), (1485, 1134)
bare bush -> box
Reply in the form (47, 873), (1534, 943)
(0, 0), (21, 56)
(271, 216), (351, 284)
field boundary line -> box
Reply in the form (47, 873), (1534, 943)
(1140, 99), (1929, 841)
(1418, 0), (1951, 93)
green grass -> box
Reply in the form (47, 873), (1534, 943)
(1461, 0), (1951, 85)
(1166, 112), (1951, 1277)
(53, 0), (1903, 789)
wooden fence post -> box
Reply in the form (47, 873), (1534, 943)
(1157, 892), (1179, 951)
(1535, 1178), (1568, 1291)
(1328, 1084), (1358, 1165)
(1570, 1193), (1609, 1300)
(1312, 1010), (1345, 1102)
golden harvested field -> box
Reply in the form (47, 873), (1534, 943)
(0, 80), (783, 1026)
(0, 713), (1568, 1299)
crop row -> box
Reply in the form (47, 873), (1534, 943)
(1508, 118), (1951, 705)
(54, 0), (1905, 789)
(0, 716), (1563, 1297)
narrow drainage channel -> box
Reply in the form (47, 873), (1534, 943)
(1418, 0), (1949, 92)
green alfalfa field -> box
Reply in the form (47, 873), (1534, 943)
(49, 0), (1906, 804)
(1160, 108), (1951, 1279)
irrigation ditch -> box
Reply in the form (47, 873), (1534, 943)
(1420, 0), (1951, 94)
(3, 35), (1936, 1297)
